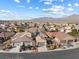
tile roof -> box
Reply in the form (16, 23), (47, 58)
(0, 32), (15, 38)
(36, 35), (45, 43)
(12, 31), (32, 43)
(46, 32), (75, 41)
(12, 35), (32, 43)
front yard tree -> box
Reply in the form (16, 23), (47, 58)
(68, 29), (79, 37)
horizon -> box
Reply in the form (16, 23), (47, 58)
(0, 14), (79, 21)
(0, 0), (79, 20)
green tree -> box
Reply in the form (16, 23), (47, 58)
(68, 29), (79, 37)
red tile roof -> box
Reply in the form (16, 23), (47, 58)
(46, 32), (75, 41)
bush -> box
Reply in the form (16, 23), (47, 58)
(68, 29), (79, 37)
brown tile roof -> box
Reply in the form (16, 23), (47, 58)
(36, 35), (45, 43)
(12, 31), (32, 43)
(46, 32), (75, 41)
(0, 32), (15, 38)
(26, 28), (38, 33)
(39, 32), (47, 38)
(11, 32), (24, 39)
(12, 35), (32, 43)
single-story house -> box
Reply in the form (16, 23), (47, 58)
(11, 32), (33, 47)
(25, 31), (31, 37)
(12, 35), (33, 47)
(26, 27), (38, 33)
(46, 32), (75, 45)
(36, 35), (46, 46)
(0, 32), (15, 43)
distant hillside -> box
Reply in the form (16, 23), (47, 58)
(59, 14), (79, 23)
(30, 14), (79, 23)
(0, 14), (79, 23)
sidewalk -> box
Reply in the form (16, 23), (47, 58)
(0, 42), (79, 53)
(37, 46), (48, 52)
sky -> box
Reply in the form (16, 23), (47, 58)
(0, 0), (79, 20)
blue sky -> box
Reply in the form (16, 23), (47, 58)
(0, 0), (79, 20)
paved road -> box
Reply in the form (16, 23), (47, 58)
(0, 48), (79, 59)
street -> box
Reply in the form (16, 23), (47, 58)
(0, 48), (79, 59)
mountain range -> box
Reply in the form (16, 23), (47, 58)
(31, 14), (79, 23)
(0, 14), (79, 23)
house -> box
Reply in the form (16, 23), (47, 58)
(36, 34), (47, 46)
(11, 32), (24, 40)
(46, 32), (75, 45)
(25, 27), (38, 33)
(35, 32), (48, 52)
(12, 35), (33, 47)
(59, 28), (65, 32)
(0, 24), (6, 29)
(25, 31), (31, 37)
(11, 32), (33, 47)
(64, 26), (72, 33)
(0, 32), (15, 42)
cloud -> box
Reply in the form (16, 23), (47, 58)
(68, 3), (79, 7)
(42, 11), (66, 18)
(52, 5), (64, 9)
(48, 5), (64, 12)
(61, 0), (64, 2)
(14, 0), (20, 3)
(42, 9), (47, 11)
(0, 10), (17, 19)
(42, 5), (74, 15)
(29, 6), (39, 10)
(39, 0), (53, 5)
(17, 5), (25, 8)
(39, 0), (52, 2)
(29, 6), (33, 9)
(67, 8), (74, 11)
(42, 5), (65, 15)
(27, 0), (31, 3)
(74, 3), (79, 7)
(68, 4), (72, 7)
(35, 7), (39, 10)
(44, 1), (52, 5)
(0, 10), (11, 15)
